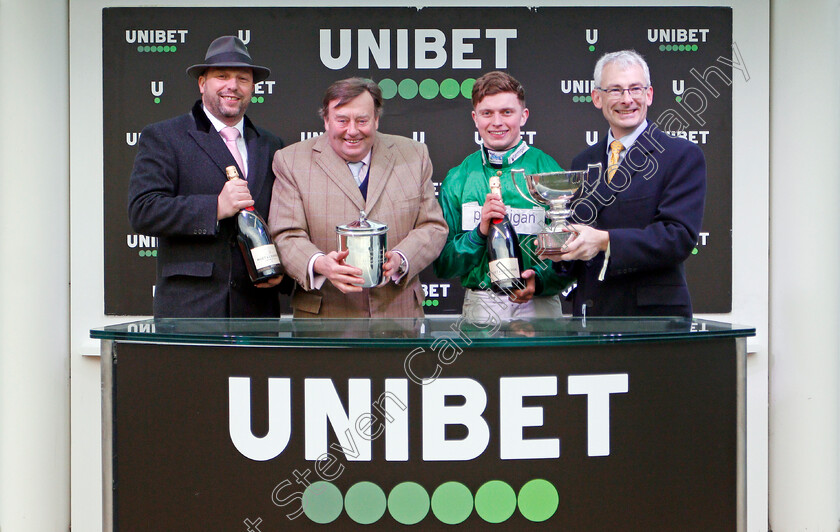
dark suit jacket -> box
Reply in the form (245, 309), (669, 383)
(559, 123), (706, 317)
(128, 100), (286, 317)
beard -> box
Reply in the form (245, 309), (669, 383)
(205, 92), (249, 121)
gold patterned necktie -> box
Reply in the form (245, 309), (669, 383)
(607, 139), (624, 183)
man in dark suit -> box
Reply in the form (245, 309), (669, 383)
(128, 36), (286, 317)
(544, 50), (706, 318)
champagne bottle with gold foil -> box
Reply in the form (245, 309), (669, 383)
(225, 166), (283, 284)
(486, 174), (525, 293)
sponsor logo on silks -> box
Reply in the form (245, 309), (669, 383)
(126, 29), (188, 53)
(462, 203), (545, 235)
(127, 234), (158, 258)
(422, 284), (450, 308)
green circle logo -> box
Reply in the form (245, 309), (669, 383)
(431, 481), (473, 524)
(398, 78), (419, 99)
(461, 78), (476, 99)
(345, 481), (386, 525)
(440, 78), (461, 99)
(518, 479), (559, 522)
(419, 78), (440, 100)
(378, 78), (398, 100)
(475, 480), (517, 523)
(388, 481), (430, 525)
(302, 481), (343, 524)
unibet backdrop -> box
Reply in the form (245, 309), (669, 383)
(103, 7), (733, 315)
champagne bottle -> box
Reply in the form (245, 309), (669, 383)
(486, 174), (525, 293)
(225, 166), (283, 284)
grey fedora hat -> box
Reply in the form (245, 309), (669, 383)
(186, 36), (270, 82)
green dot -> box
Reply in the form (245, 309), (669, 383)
(258, 96), (265, 103)
(586, 95), (592, 103)
(572, 96), (579, 103)
(144, 45), (152, 52)
(379, 78), (398, 100)
(475, 480), (516, 523)
(137, 45), (144, 52)
(345, 482), (386, 525)
(158, 45), (165, 52)
(419, 78), (440, 99)
(461, 78), (475, 99)
(154, 97), (161, 104)
(138, 250), (145, 257)
(170, 45), (177, 52)
(251, 96), (258, 103)
(659, 44), (665, 52)
(692, 44), (699, 51)
(440, 78), (460, 99)
(692, 247), (699, 255)
(433, 300), (439, 307)
(388, 482), (430, 525)
(398, 78), (418, 99)
(665, 45), (672, 52)
(588, 45), (595, 52)
(431, 481), (473, 525)
(302, 481), (343, 524)
(518, 479), (558, 522)
(151, 250), (157, 257)
(675, 96), (682, 103)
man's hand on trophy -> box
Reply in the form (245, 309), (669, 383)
(558, 225), (609, 261)
(537, 225), (609, 262)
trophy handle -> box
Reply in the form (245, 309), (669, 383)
(510, 168), (542, 208)
(585, 162), (603, 188)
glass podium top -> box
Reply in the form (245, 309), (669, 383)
(91, 316), (754, 348)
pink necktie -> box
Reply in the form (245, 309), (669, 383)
(220, 126), (246, 178)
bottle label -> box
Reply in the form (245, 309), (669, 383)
(488, 258), (520, 282)
(251, 244), (281, 270)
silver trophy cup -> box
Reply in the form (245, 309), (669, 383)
(510, 163), (602, 250)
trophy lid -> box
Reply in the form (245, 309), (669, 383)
(336, 210), (388, 236)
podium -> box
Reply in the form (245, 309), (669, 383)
(92, 316), (753, 531)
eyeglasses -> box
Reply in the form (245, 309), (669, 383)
(597, 86), (649, 98)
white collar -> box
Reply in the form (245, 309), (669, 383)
(606, 120), (648, 154)
(203, 105), (245, 137)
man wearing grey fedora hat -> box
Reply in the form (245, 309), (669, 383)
(128, 35), (289, 317)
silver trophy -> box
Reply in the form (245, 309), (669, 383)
(510, 163), (602, 250)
